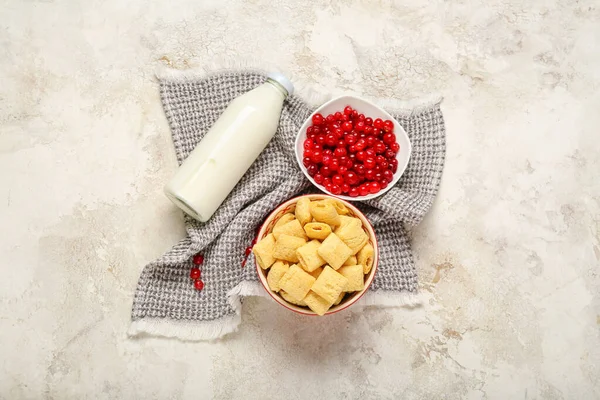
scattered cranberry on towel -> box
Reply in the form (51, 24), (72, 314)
(191, 253), (205, 291)
(190, 268), (201, 280)
(193, 279), (204, 290)
(193, 254), (204, 265)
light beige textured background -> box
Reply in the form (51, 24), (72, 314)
(1, 0), (599, 399)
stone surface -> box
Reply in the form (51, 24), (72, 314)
(1, 0), (599, 399)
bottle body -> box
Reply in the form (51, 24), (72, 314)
(165, 80), (287, 222)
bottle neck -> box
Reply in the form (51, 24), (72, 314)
(266, 78), (289, 99)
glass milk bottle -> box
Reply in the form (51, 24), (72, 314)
(164, 73), (294, 222)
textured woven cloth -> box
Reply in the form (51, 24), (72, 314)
(129, 71), (446, 340)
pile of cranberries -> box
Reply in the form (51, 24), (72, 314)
(302, 106), (400, 197)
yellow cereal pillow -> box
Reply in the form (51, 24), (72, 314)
(267, 261), (290, 292)
(310, 201), (341, 228)
(295, 197), (312, 226)
(357, 243), (375, 274)
(278, 264), (316, 302)
(304, 222), (332, 240)
(333, 292), (345, 306)
(335, 215), (358, 232)
(317, 233), (353, 270)
(252, 233), (276, 270)
(303, 291), (334, 316)
(280, 290), (307, 306)
(335, 218), (368, 255)
(273, 219), (307, 240)
(273, 234), (307, 263)
(311, 266), (349, 304)
(296, 240), (326, 272)
(325, 198), (350, 215)
(274, 213), (295, 229)
(337, 265), (365, 292)
(343, 255), (357, 266)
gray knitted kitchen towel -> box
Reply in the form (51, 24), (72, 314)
(129, 71), (446, 340)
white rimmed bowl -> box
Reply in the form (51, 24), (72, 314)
(255, 194), (379, 316)
(295, 95), (412, 201)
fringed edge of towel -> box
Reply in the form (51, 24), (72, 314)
(155, 57), (443, 116)
(128, 283), (422, 341)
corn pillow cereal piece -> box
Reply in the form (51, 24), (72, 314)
(317, 233), (353, 270)
(343, 255), (357, 266)
(357, 243), (375, 274)
(267, 261), (290, 292)
(295, 197), (312, 226)
(310, 200), (341, 227)
(273, 218), (307, 240)
(278, 264), (316, 301)
(303, 291), (334, 316)
(273, 234), (307, 263)
(333, 292), (345, 306)
(337, 265), (365, 292)
(325, 198), (350, 215)
(280, 290), (307, 306)
(335, 215), (359, 232)
(311, 266), (348, 304)
(335, 218), (368, 255)
(296, 240), (326, 272)
(252, 233), (276, 269)
(304, 222), (332, 240)
(274, 213), (295, 230)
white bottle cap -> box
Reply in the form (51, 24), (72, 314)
(267, 72), (294, 97)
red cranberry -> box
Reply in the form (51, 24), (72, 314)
(315, 135), (325, 146)
(385, 149), (396, 159)
(338, 165), (348, 174)
(380, 181), (389, 190)
(341, 183), (350, 194)
(194, 279), (204, 290)
(302, 157), (312, 167)
(364, 157), (376, 169)
(348, 144), (358, 153)
(349, 187), (360, 197)
(334, 112), (343, 121)
(352, 110), (358, 118)
(364, 126), (374, 135)
(313, 126), (321, 135)
(303, 139), (314, 150)
(330, 184), (342, 195)
(369, 181), (381, 193)
(355, 139), (367, 151)
(323, 149), (333, 157)
(374, 141), (386, 154)
(365, 169), (376, 180)
(383, 170), (394, 182)
(330, 159), (340, 171)
(383, 120), (394, 132)
(311, 150), (322, 164)
(344, 133), (357, 145)
(320, 165), (333, 177)
(365, 148), (376, 158)
(373, 118), (384, 129)
(190, 268), (201, 280)
(342, 121), (353, 132)
(358, 114), (365, 121)
(333, 128), (344, 139)
(390, 142), (400, 153)
(325, 182), (333, 192)
(366, 136), (376, 147)
(325, 133), (336, 146)
(322, 154), (332, 166)
(193, 254), (204, 265)
(314, 173), (324, 184)
(334, 147), (347, 157)
(343, 106), (353, 115)
(359, 184), (369, 196)
(355, 121), (366, 132)
(312, 113), (324, 125)
(356, 151), (366, 161)
(307, 126), (314, 135)
(345, 171), (358, 185)
(332, 174), (344, 186)
(383, 132), (396, 145)
(355, 164), (366, 175)
(326, 114), (335, 123)
(365, 117), (373, 126)
(307, 164), (319, 176)
(323, 177), (332, 186)
(389, 159), (399, 173)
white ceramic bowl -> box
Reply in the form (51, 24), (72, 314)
(295, 95), (412, 201)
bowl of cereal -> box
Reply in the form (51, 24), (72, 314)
(253, 194), (378, 316)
